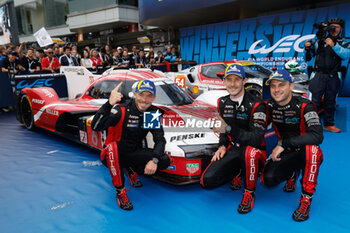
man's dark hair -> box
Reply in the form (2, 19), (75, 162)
(64, 46), (71, 51)
(328, 18), (345, 28)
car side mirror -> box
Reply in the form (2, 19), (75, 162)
(75, 93), (83, 99)
(217, 72), (225, 80)
(187, 73), (195, 83)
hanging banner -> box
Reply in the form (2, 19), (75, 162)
(180, 3), (350, 96)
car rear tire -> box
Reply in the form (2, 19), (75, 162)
(20, 95), (35, 130)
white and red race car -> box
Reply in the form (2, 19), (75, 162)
(166, 60), (308, 99)
(17, 68), (221, 185)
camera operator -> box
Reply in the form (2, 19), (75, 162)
(305, 18), (350, 133)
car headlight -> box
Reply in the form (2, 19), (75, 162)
(178, 144), (218, 158)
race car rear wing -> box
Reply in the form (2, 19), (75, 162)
(60, 66), (100, 100)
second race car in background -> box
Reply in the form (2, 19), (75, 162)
(165, 60), (309, 99)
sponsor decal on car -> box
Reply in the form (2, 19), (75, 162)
(170, 133), (205, 142)
(80, 130), (87, 144)
(186, 163), (199, 174)
(86, 118), (92, 126)
(167, 165), (176, 171)
(46, 109), (58, 116)
(175, 75), (186, 88)
(16, 78), (54, 89)
(32, 99), (45, 105)
(42, 88), (55, 98)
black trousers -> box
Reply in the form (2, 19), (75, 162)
(200, 145), (266, 190)
(101, 141), (170, 188)
(262, 145), (323, 195)
(309, 72), (340, 126)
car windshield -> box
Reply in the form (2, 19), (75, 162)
(241, 64), (272, 79)
(87, 80), (193, 106)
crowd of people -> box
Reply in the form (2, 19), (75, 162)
(0, 43), (180, 112)
(0, 43), (180, 75)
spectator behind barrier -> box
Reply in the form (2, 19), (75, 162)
(84, 46), (91, 55)
(71, 46), (81, 65)
(53, 43), (61, 60)
(21, 48), (41, 73)
(41, 48), (60, 73)
(99, 48), (111, 67)
(111, 49), (121, 67)
(120, 51), (132, 68)
(135, 50), (147, 68)
(36, 49), (45, 64)
(0, 46), (8, 67)
(155, 51), (164, 64)
(163, 46), (177, 62)
(2, 50), (25, 74)
(130, 45), (138, 65)
(105, 44), (111, 57)
(81, 49), (93, 68)
(90, 49), (102, 67)
(59, 46), (79, 66)
(171, 46), (180, 61)
(147, 48), (156, 64)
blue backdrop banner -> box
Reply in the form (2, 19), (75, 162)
(180, 3), (350, 96)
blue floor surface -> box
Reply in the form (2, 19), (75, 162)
(1, 98), (350, 233)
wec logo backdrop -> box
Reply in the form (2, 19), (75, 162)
(180, 3), (350, 96)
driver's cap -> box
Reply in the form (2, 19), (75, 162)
(265, 69), (293, 85)
(224, 64), (245, 79)
(135, 80), (156, 96)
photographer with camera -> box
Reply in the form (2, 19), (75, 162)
(305, 18), (350, 133)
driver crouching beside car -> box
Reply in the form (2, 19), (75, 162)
(202, 64), (267, 214)
(91, 80), (170, 210)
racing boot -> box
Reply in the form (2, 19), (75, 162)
(238, 189), (255, 214)
(230, 171), (242, 191)
(125, 167), (143, 188)
(292, 194), (312, 221)
(116, 187), (133, 210)
(324, 125), (341, 133)
(283, 170), (300, 192)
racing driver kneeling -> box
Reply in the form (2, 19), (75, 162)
(91, 80), (170, 210)
(202, 64), (267, 214)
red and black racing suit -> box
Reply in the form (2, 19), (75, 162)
(201, 92), (267, 191)
(262, 96), (324, 196)
(91, 99), (170, 189)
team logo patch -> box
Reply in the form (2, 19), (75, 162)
(304, 111), (318, 121)
(111, 108), (118, 114)
(253, 112), (266, 121)
(186, 163), (199, 174)
(143, 110), (161, 129)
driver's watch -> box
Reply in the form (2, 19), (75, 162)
(152, 157), (159, 164)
